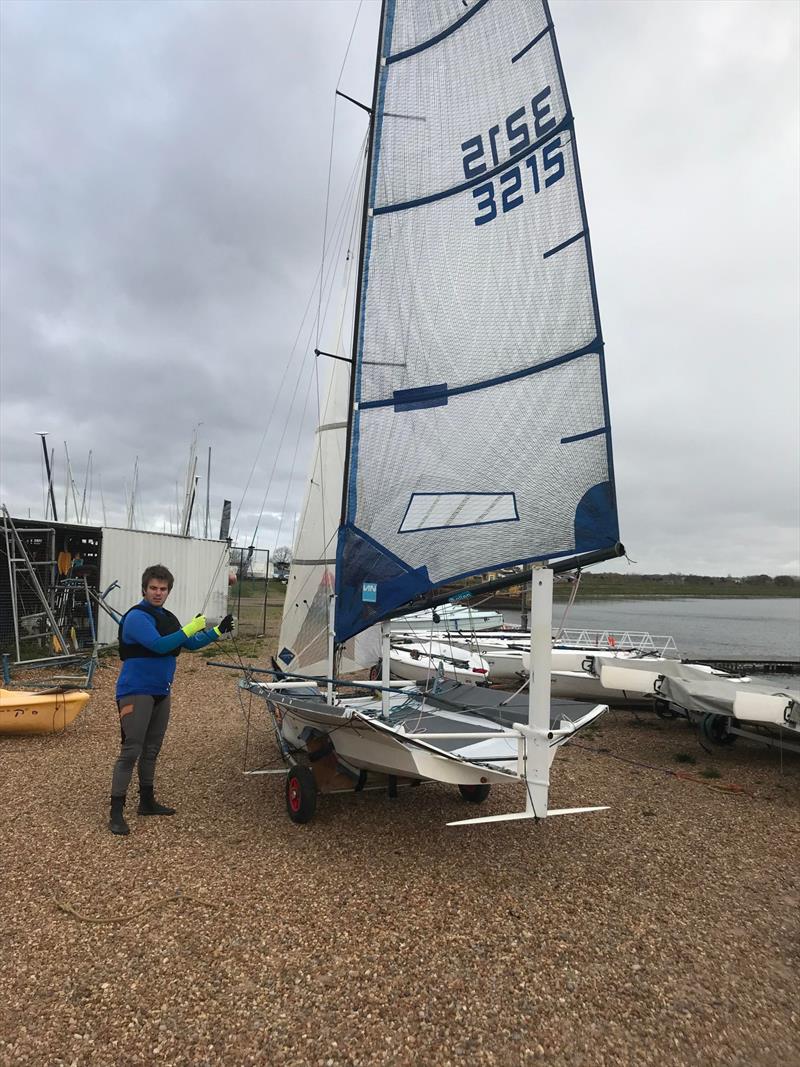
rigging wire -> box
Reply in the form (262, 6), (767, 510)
(270, 361), (317, 551)
(228, 143), (366, 549)
(197, 135), (366, 618)
(198, 10), (369, 640)
(246, 140), (367, 551)
(316, 0), (365, 350)
(308, 157), (366, 592)
(555, 571), (582, 634)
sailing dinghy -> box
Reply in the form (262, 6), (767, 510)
(244, 0), (625, 825)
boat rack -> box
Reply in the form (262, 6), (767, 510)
(553, 628), (680, 657)
(1, 507), (100, 685)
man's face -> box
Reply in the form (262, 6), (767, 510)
(144, 579), (170, 607)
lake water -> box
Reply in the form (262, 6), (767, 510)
(505, 597), (800, 688)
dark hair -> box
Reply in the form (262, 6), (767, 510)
(141, 564), (175, 592)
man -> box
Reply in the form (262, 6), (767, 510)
(109, 563), (233, 836)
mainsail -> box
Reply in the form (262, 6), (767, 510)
(335, 0), (618, 643)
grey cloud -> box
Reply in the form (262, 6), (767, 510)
(1, 0), (797, 576)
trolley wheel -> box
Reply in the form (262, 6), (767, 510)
(458, 783), (491, 804)
(702, 713), (737, 746)
(655, 699), (678, 720)
(285, 766), (317, 823)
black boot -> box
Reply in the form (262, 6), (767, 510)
(109, 796), (130, 836)
(137, 784), (176, 816)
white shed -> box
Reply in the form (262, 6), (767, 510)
(97, 528), (230, 644)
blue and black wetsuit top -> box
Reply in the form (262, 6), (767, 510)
(119, 602), (183, 660)
(116, 601), (218, 701)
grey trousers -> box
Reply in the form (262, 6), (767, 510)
(111, 693), (171, 798)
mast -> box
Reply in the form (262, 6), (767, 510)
(339, 0), (389, 532)
(99, 473), (108, 526)
(80, 450), (92, 524)
(127, 457), (139, 529)
(64, 441), (80, 522)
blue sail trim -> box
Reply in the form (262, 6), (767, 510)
(393, 383), (448, 411)
(543, 0), (619, 525)
(359, 341), (600, 412)
(512, 23), (552, 64)
(561, 426), (606, 445)
(574, 481), (618, 552)
(386, 0), (492, 64)
(335, 480), (619, 643)
(543, 230), (585, 260)
(372, 114), (572, 218)
(335, 524), (431, 642)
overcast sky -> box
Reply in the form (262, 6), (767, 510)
(1, 0), (798, 577)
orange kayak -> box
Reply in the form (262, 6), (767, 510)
(0, 687), (90, 735)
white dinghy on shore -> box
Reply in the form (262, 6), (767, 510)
(227, 0), (625, 827)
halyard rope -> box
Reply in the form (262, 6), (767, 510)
(52, 892), (218, 924)
(570, 740), (754, 797)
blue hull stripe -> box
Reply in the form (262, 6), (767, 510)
(387, 0), (492, 65)
(359, 341), (600, 412)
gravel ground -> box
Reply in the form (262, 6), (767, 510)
(1, 653), (798, 1067)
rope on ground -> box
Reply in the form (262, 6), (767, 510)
(52, 892), (219, 924)
(570, 741), (755, 797)
(672, 770), (752, 795)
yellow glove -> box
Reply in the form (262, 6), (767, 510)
(181, 614), (206, 638)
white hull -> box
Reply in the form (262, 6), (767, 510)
(392, 605), (504, 633)
(389, 639), (490, 685)
(254, 681), (607, 789)
(548, 657), (736, 706)
(425, 639), (684, 702)
(549, 669), (627, 703)
(421, 636), (677, 690)
(282, 704), (515, 785)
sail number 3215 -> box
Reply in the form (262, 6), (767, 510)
(461, 85), (565, 227)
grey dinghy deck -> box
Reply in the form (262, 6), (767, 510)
(248, 680), (607, 791)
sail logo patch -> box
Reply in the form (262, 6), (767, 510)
(361, 582), (378, 603)
(460, 85), (565, 227)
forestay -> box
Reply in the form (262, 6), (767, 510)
(336, 0), (619, 642)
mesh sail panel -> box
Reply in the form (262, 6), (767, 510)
(336, 0), (619, 642)
(279, 359), (361, 675)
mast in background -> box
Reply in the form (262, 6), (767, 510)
(219, 500), (231, 541)
(204, 447), (211, 539)
(37, 432), (58, 521)
(126, 456), (139, 529)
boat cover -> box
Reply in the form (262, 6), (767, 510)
(659, 674), (800, 727)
